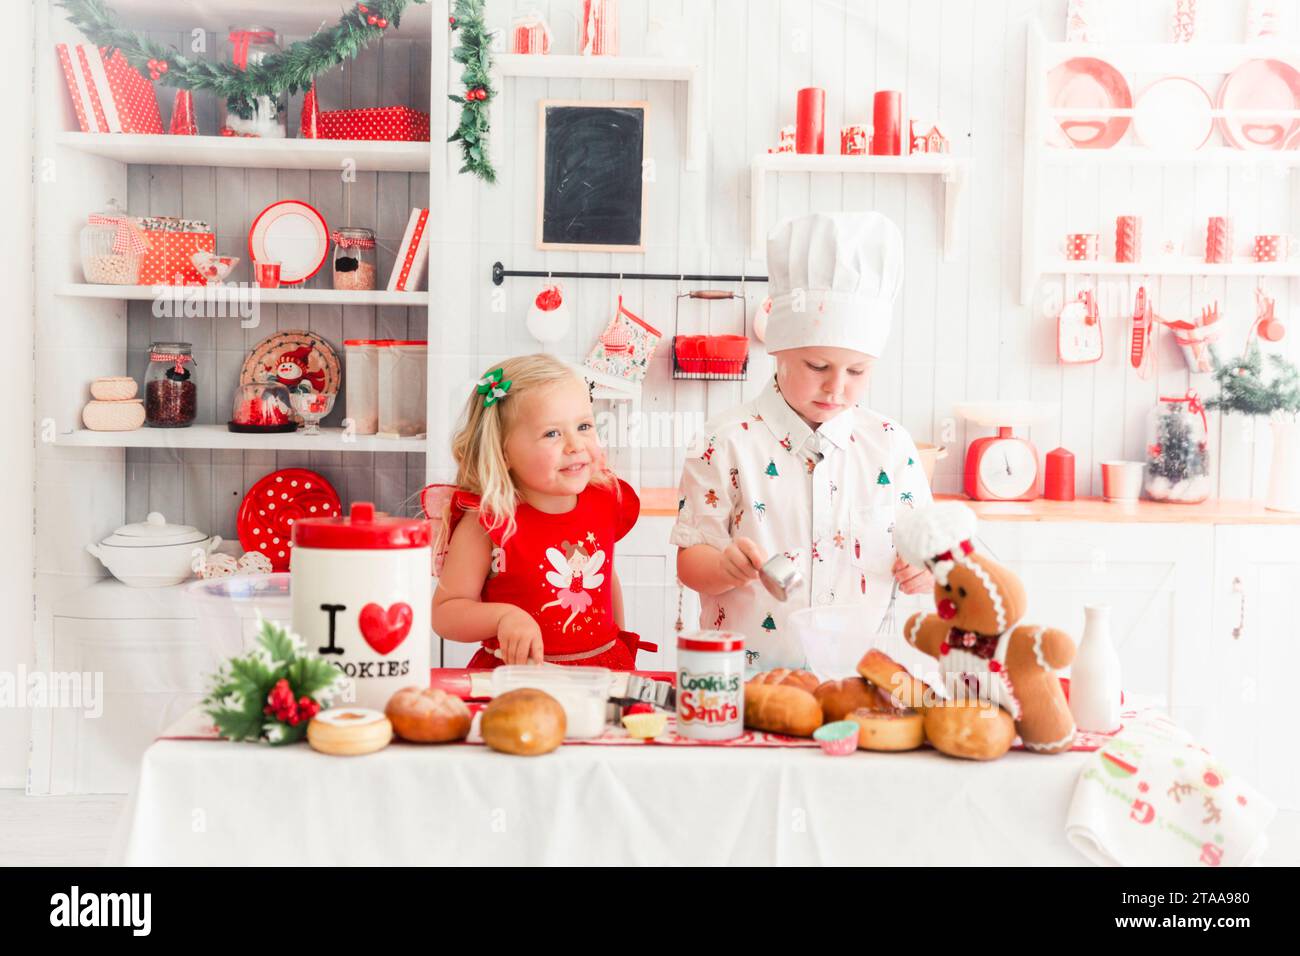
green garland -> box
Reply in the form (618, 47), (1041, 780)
(1206, 340), (1300, 418)
(448, 0), (496, 183)
(56, 0), (427, 117)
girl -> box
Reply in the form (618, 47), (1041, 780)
(431, 354), (643, 669)
(672, 212), (934, 674)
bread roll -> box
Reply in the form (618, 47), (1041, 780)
(481, 688), (566, 756)
(743, 683), (823, 737)
(814, 677), (893, 723)
(307, 708), (393, 756)
(843, 706), (924, 752)
(386, 686), (472, 743)
(923, 701), (1016, 761)
(857, 649), (931, 710)
(748, 668), (820, 694)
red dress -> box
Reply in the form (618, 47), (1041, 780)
(449, 479), (642, 670)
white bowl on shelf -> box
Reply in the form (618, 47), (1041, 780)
(87, 511), (221, 588)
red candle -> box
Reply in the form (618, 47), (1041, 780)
(1045, 447), (1075, 501)
(795, 87), (825, 154)
(871, 90), (902, 155)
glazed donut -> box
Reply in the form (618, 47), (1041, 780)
(307, 707), (393, 756)
(385, 686), (472, 743)
(814, 677), (892, 723)
(747, 668), (821, 694)
(843, 706), (925, 752)
(923, 700), (1016, 761)
(856, 649), (932, 710)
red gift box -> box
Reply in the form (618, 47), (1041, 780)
(300, 84), (430, 142)
(56, 44), (92, 132)
(70, 45), (163, 134)
(138, 231), (215, 286)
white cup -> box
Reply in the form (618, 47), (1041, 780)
(1100, 461), (1145, 502)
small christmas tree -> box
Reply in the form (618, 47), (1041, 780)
(1145, 401), (1209, 502)
(765, 460), (778, 477)
(1206, 341), (1300, 419)
(761, 613), (776, 632)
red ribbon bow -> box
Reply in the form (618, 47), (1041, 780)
(229, 30), (277, 71)
(1159, 389), (1208, 432)
(87, 214), (148, 255)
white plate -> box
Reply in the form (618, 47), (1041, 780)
(1133, 77), (1213, 152)
(247, 200), (329, 285)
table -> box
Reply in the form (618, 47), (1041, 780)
(108, 735), (1096, 866)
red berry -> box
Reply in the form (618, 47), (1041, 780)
(449, 16), (457, 25)
(625, 702), (654, 716)
(158, 61), (167, 73)
(367, 14), (378, 25)
(376, 18), (388, 28)
(358, 3), (368, 11)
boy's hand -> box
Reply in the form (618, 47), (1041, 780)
(498, 609), (545, 664)
(719, 537), (766, 590)
(892, 556), (933, 595)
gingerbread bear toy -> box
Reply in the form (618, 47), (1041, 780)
(895, 502), (1077, 754)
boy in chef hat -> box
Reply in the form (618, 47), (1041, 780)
(671, 211), (934, 673)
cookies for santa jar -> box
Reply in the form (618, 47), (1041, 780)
(291, 502), (432, 709)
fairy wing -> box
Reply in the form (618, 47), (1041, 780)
(581, 550), (606, 589)
(544, 547), (571, 589)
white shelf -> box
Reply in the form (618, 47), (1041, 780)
(55, 132), (430, 173)
(1041, 147), (1300, 168)
(750, 153), (969, 259)
(57, 284), (429, 307)
(1045, 259), (1300, 278)
(488, 54), (705, 170)
(54, 425), (427, 453)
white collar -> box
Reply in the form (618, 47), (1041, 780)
(753, 379), (854, 453)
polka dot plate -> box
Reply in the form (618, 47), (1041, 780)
(236, 468), (341, 571)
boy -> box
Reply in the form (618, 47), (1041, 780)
(672, 212), (933, 672)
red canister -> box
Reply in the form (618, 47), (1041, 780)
(871, 90), (902, 155)
(1045, 447), (1076, 501)
(795, 87), (825, 154)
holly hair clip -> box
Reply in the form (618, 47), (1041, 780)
(476, 368), (512, 407)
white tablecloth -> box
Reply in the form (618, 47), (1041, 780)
(108, 736), (1096, 866)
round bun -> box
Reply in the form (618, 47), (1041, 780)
(307, 707), (393, 756)
(856, 649), (931, 710)
(386, 686), (472, 743)
(748, 668), (820, 694)
(481, 688), (566, 756)
(923, 701), (1016, 760)
(843, 706), (924, 751)
(814, 677), (892, 723)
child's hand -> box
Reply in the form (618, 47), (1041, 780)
(498, 609), (545, 665)
(892, 557), (933, 595)
(720, 537), (767, 590)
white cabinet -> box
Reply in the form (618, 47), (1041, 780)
(1210, 526), (1300, 811)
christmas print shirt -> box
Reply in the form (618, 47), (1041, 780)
(450, 479), (640, 658)
(670, 379), (932, 673)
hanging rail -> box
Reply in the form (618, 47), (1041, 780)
(492, 260), (768, 286)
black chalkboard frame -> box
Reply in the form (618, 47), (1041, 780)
(536, 99), (649, 253)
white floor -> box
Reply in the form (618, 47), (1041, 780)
(1, 787), (1298, 866)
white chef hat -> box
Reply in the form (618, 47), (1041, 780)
(763, 211), (904, 357)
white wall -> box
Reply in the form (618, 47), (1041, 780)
(2, 0), (36, 789)
(432, 0), (1300, 500)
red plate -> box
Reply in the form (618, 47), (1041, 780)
(248, 199), (329, 284)
(1046, 57), (1132, 149)
(237, 468), (341, 571)
(1217, 58), (1300, 151)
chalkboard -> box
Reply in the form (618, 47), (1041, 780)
(537, 100), (648, 252)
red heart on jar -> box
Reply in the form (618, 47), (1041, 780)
(358, 602), (413, 655)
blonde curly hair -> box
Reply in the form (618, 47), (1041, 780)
(447, 353), (616, 545)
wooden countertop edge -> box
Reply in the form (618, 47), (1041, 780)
(636, 488), (1300, 525)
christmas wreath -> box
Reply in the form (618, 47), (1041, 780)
(56, 0), (427, 118)
(448, 0), (496, 182)
(204, 618), (343, 746)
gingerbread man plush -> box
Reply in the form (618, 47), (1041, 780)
(895, 502), (1076, 755)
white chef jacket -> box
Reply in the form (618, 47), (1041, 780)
(670, 379), (933, 673)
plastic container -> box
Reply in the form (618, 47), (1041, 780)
(344, 339), (381, 436)
(80, 200), (144, 285)
(378, 340), (427, 439)
(332, 227), (376, 291)
(144, 342), (197, 427)
(490, 665), (611, 739)
(676, 631), (745, 740)
(228, 381), (294, 432)
(787, 604), (889, 681)
(186, 572), (292, 672)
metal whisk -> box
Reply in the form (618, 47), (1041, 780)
(877, 579), (900, 636)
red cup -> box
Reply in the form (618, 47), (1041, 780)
(710, 335), (749, 361)
(1205, 217), (1232, 264)
(255, 261), (282, 288)
(796, 87), (825, 154)
(1066, 233), (1099, 261)
(871, 91), (902, 155)
(1115, 215), (1142, 263)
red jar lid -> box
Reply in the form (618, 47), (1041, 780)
(292, 501), (432, 550)
(677, 632), (745, 653)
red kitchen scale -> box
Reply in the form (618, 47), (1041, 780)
(954, 402), (1058, 501)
